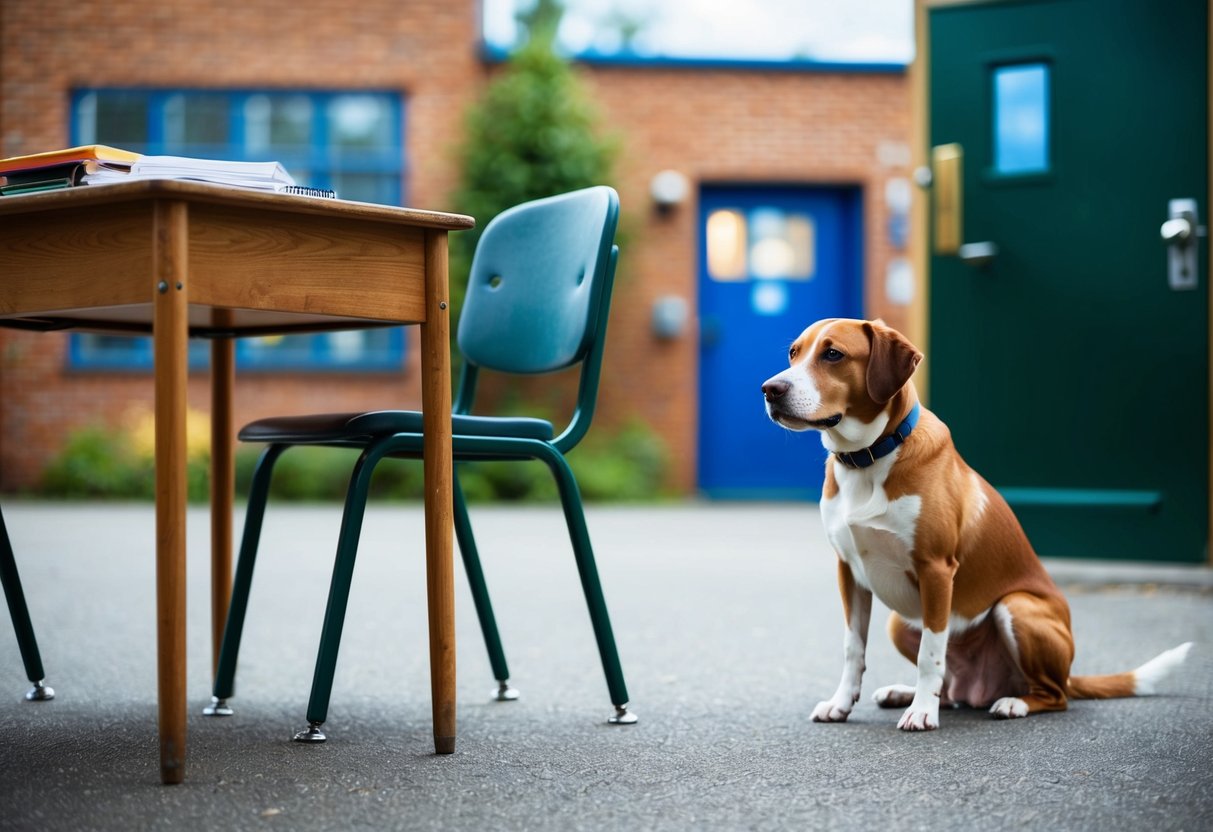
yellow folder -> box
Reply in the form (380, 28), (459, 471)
(0, 145), (141, 176)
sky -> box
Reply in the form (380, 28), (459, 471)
(482, 0), (915, 64)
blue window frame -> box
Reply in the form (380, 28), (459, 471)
(69, 89), (408, 372)
(992, 63), (1051, 176)
(69, 330), (406, 373)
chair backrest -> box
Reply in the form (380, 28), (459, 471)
(457, 186), (620, 375)
(455, 186), (620, 452)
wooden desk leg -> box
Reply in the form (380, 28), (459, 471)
(153, 201), (190, 784)
(421, 230), (456, 755)
(210, 334), (234, 676)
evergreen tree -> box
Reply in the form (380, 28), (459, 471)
(450, 0), (617, 296)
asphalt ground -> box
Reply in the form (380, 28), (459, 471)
(2, 501), (1211, 831)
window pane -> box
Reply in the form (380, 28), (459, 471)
(71, 335), (208, 368)
(749, 208), (815, 280)
(331, 171), (396, 204)
(326, 330), (389, 364)
(238, 335), (315, 367)
(994, 63), (1050, 175)
(244, 94), (313, 155)
(164, 93), (229, 155)
(237, 330), (403, 370)
(784, 215), (815, 279)
(73, 334), (149, 367)
(706, 209), (747, 280)
(328, 95), (393, 152)
(81, 91), (150, 150)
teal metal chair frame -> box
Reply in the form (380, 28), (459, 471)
(1, 506), (55, 701)
(208, 187), (635, 741)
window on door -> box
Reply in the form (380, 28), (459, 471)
(992, 62), (1051, 176)
(705, 207), (816, 281)
(69, 89), (407, 372)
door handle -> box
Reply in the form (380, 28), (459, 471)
(1161, 217), (1195, 244)
(1162, 199), (1206, 291)
(958, 241), (998, 268)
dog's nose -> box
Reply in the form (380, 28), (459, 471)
(762, 379), (790, 402)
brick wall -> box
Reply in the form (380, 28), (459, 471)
(0, 0), (910, 495)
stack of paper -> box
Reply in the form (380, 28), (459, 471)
(84, 155), (298, 191)
(0, 146), (336, 198)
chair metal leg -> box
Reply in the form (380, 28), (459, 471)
(0, 506), (53, 702)
(492, 680), (521, 702)
(452, 467), (518, 701)
(542, 449), (635, 724)
(293, 722), (327, 743)
(297, 443), (388, 741)
(208, 443), (287, 715)
(24, 680), (55, 701)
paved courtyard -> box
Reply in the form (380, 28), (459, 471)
(2, 501), (1211, 831)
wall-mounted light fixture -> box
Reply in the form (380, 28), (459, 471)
(651, 295), (689, 340)
(650, 169), (690, 212)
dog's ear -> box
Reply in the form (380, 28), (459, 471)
(864, 321), (923, 403)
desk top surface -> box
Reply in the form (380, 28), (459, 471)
(0, 178), (476, 231)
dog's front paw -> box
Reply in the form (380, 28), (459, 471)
(989, 697), (1029, 719)
(897, 701), (939, 731)
(811, 698), (854, 723)
(873, 684), (916, 709)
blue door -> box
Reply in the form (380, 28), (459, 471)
(697, 185), (862, 499)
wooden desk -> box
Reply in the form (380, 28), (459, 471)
(0, 180), (473, 783)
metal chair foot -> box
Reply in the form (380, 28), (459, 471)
(202, 696), (233, 716)
(607, 704), (637, 725)
(492, 680), (520, 702)
(293, 722), (327, 743)
(24, 680), (54, 702)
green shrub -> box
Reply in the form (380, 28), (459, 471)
(41, 422), (210, 502)
(568, 421), (669, 501)
(41, 416), (667, 504)
(41, 425), (149, 499)
(457, 460), (557, 503)
(234, 446), (427, 503)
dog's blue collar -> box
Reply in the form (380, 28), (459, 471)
(833, 402), (920, 470)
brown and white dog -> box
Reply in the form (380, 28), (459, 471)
(762, 317), (1192, 731)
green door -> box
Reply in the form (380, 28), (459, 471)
(928, 0), (1209, 562)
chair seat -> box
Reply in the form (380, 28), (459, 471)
(238, 410), (555, 444)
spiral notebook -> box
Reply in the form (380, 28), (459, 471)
(279, 185), (337, 199)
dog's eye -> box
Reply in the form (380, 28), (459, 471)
(822, 348), (844, 363)
(789, 345), (799, 361)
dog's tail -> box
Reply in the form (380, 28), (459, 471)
(1067, 642), (1193, 699)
